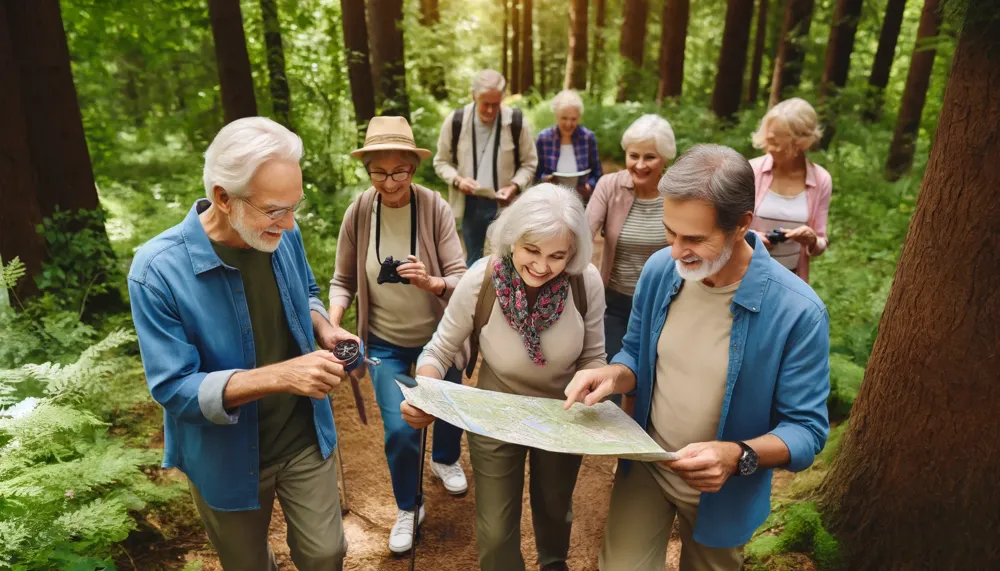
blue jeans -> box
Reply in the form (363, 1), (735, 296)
(462, 196), (498, 267)
(604, 290), (634, 407)
(368, 335), (464, 510)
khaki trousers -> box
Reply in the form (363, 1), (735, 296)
(467, 432), (583, 571)
(190, 445), (347, 571)
(600, 462), (744, 571)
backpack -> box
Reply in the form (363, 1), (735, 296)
(464, 260), (588, 378)
(451, 106), (524, 172)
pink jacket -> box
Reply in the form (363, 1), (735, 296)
(749, 154), (832, 283)
(586, 170), (637, 287)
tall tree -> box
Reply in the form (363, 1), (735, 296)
(419, 0), (448, 99)
(817, 0), (865, 147)
(768, 0), (814, 107)
(746, 0), (768, 105)
(657, 0), (690, 103)
(521, 0), (535, 93)
(590, 0), (607, 96)
(712, 0), (755, 118)
(0, 1), (45, 303)
(864, 0), (908, 121)
(761, 0), (786, 100)
(885, 0), (942, 180)
(502, 0), (509, 80)
(616, 0), (650, 102)
(822, 4), (1000, 568)
(260, 0), (292, 129)
(341, 0), (375, 135)
(207, 0), (258, 123)
(565, 0), (589, 90)
(368, 0), (410, 118)
(511, 0), (522, 93)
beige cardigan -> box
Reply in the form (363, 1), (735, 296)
(329, 184), (471, 369)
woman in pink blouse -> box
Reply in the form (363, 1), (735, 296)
(748, 98), (832, 283)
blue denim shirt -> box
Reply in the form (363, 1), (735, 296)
(613, 234), (830, 548)
(128, 200), (337, 511)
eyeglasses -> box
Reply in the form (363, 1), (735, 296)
(368, 169), (412, 183)
(239, 197), (307, 221)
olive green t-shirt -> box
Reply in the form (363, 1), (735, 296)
(212, 241), (316, 468)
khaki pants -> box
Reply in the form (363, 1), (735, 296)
(467, 432), (583, 571)
(600, 462), (744, 571)
(190, 445), (347, 571)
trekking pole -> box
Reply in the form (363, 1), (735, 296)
(394, 373), (425, 571)
(331, 340), (381, 515)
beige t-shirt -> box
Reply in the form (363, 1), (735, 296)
(366, 202), (439, 348)
(648, 278), (740, 505)
(418, 259), (607, 399)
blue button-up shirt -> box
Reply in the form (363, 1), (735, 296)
(614, 234), (830, 548)
(535, 125), (602, 189)
(128, 200), (338, 511)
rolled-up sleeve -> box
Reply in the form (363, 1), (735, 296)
(768, 310), (831, 472)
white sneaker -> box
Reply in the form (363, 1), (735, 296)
(389, 506), (425, 554)
(431, 460), (469, 494)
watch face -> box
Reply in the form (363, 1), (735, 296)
(739, 449), (758, 476)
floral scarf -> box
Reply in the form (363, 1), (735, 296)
(491, 256), (570, 366)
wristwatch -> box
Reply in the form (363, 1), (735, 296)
(734, 441), (759, 476)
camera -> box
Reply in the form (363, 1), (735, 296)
(376, 256), (410, 285)
(765, 229), (788, 244)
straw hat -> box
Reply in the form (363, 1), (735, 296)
(350, 116), (431, 160)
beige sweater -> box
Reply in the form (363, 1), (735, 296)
(418, 259), (607, 399)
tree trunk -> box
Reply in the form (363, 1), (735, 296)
(616, 0), (650, 102)
(502, 0), (509, 81)
(864, 0), (908, 121)
(745, 0), (768, 105)
(761, 0), (785, 101)
(885, 0), (942, 181)
(821, 5), (1000, 568)
(565, 0), (589, 90)
(418, 0), (448, 99)
(590, 0), (606, 96)
(369, 0), (409, 118)
(817, 0), (864, 148)
(0, 1), (45, 303)
(768, 0), (814, 107)
(260, 0), (292, 129)
(521, 0), (535, 93)
(657, 0), (690, 103)
(340, 0), (375, 135)
(511, 0), (522, 94)
(712, 0), (755, 118)
(207, 0), (258, 123)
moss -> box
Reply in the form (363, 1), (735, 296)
(828, 354), (865, 420)
(745, 502), (842, 571)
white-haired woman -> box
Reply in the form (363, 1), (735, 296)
(535, 89), (602, 201)
(587, 114), (676, 367)
(328, 116), (469, 555)
(401, 184), (607, 571)
(748, 97), (832, 282)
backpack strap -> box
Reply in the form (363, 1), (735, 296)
(451, 107), (464, 166)
(511, 108), (523, 173)
(569, 272), (588, 318)
(465, 259), (497, 378)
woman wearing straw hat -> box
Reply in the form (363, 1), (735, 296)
(328, 116), (470, 554)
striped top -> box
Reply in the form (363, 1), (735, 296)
(608, 197), (667, 295)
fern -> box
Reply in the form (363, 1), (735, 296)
(1, 257), (26, 290)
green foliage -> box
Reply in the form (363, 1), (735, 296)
(746, 502), (842, 571)
(1, 257), (27, 311)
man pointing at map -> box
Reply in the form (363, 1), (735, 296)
(564, 144), (830, 571)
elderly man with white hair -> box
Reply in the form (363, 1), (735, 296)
(400, 184), (607, 571)
(535, 89), (602, 201)
(566, 144), (830, 571)
(128, 117), (350, 570)
(434, 69), (539, 267)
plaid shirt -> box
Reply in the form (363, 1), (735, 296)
(535, 126), (601, 189)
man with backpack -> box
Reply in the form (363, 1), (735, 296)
(433, 69), (538, 267)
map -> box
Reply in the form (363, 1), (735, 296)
(397, 376), (678, 462)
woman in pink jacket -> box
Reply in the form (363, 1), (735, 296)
(748, 98), (832, 283)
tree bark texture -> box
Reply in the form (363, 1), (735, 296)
(616, 0), (650, 102)
(590, 0), (606, 96)
(885, 0), (942, 181)
(768, 0), (814, 107)
(502, 0), (509, 81)
(711, 0), (755, 118)
(260, 0), (292, 129)
(817, 0), (864, 147)
(207, 0), (258, 123)
(368, 0), (409, 118)
(746, 0), (768, 105)
(341, 0), (375, 132)
(821, 5), (1000, 568)
(511, 0), (522, 93)
(657, 0), (690, 103)
(521, 0), (534, 93)
(565, 0), (588, 90)
(865, 0), (908, 121)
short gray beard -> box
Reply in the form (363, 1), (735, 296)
(230, 202), (281, 253)
(674, 236), (735, 282)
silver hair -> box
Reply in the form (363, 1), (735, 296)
(361, 149), (421, 169)
(551, 89), (584, 116)
(203, 117), (303, 201)
(471, 69), (507, 99)
(657, 144), (755, 233)
(487, 183), (593, 276)
(621, 114), (677, 161)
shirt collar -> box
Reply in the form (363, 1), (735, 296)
(731, 233), (772, 313)
(182, 199), (226, 275)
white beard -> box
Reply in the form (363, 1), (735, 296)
(230, 202), (282, 253)
(674, 237), (735, 282)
